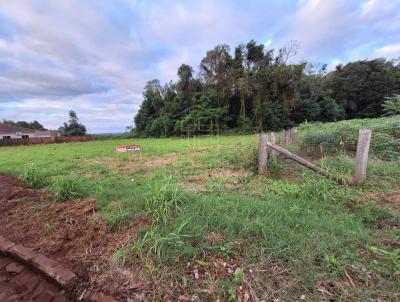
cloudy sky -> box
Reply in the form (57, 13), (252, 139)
(0, 0), (399, 133)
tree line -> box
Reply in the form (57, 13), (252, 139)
(1, 119), (47, 131)
(133, 40), (400, 137)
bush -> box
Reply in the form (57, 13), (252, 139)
(52, 174), (85, 201)
(237, 117), (254, 133)
(225, 141), (258, 171)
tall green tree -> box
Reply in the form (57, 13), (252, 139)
(326, 59), (400, 118)
(58, 110), (87, 136)
(200, 44), (233, 106)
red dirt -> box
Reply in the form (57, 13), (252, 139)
(0, 255), (68, 302)
(362, 191), (400, 211)
(0, 173), (150, 301)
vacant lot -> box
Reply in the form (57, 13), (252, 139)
(0, 120), (399, 301)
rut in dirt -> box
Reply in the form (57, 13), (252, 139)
(0, 255), (69, 302)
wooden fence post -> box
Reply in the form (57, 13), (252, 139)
(270, 132), (277, 160)
(353, 128), (372, 185)
(258, 132), (268, 175)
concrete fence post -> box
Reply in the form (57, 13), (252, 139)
(280, 129), (286, 146)
(258, 132), (268, 175)
(270, 132), (277, 160)
(289, 128), (296, 144)
(353, 128), (372, 185)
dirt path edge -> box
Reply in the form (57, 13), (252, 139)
(0, 235), (76, 292)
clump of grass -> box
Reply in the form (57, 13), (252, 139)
(20, 163), (48, 188)
(356, 203), (399, 227)
(225, 141), (258, 171)
(130, 220), (192, 261)
(52, 174), (85, 201)
(145, 176), (188, 224)
(206, 175), (227, 194)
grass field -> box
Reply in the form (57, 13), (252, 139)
(0, 118), (399, 301)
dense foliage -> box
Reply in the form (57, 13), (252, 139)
(133, 40), (400, 137)
(58, 110), (87, 136)
(2, 119), (47, 130)
(382, 94), (400, 116)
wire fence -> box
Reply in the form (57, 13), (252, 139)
(260, 125), (399, 163)
(260, 125), (399, 184)
(178, 120), (400, 184)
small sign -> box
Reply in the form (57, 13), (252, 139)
(126, 145), (142, 152)
(115, 145), (142, 153)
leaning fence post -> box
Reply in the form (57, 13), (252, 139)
(258, 132), (268, 175)
(353, 128), (372, 185)
(270, 132), (277, 160)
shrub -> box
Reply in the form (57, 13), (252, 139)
(52, 174), (85, 201)
(20, 163), (48, 188)
(226, 141), (258, 171)
(237, 117), (254, 133)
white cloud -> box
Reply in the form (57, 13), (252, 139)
(157, 49), (191, 83)
(281, 0), (360, 60)
(264, 39), (272, 49)
(280, 0), (400, 61)
(328, 59), (342, 71)
(373, 43), (400, 59)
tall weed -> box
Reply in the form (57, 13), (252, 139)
(145, 176), (188, 224)
(129, 220), (193, 261)
(20, 163), (48, 188)
(52, 174), (85, 201)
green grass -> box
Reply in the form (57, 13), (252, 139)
(0, 124), (399, 300)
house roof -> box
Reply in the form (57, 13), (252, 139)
(0, 123), (36, 133)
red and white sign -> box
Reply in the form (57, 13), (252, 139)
(116, 145), (142, 153)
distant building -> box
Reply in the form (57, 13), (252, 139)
(0, 123), (57, 140)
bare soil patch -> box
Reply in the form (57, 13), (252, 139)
(206, 167), (249, 178)
(86, 153), (177, 172)
(131, 152), (177, 170)
(360, 190), (400, 212)
(0, 173), (149, 301)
